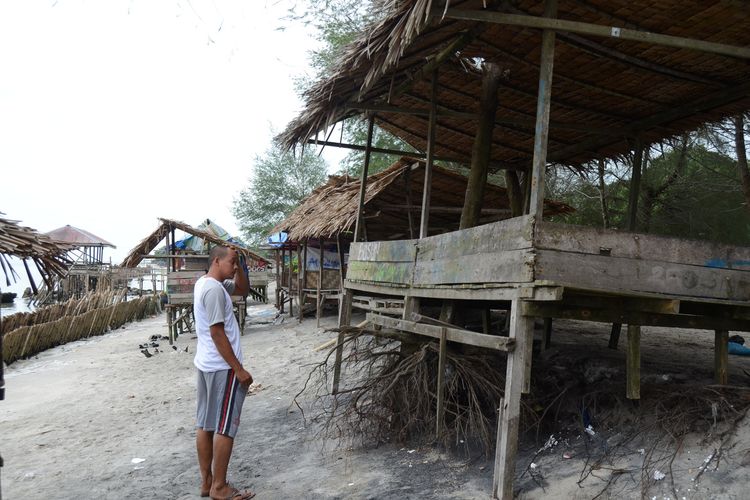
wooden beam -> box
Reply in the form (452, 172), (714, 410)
(528, 0), (557, 219)
(367, 314), (515, 352)
(349, 101), (624, 135)
(521, 302), (750, 332)
(461, 62), (501, 229)
(442, 9), (750, 60)
(715, 329), (729, 385)
(436, 327), (448, 438)
(420, 70), (438, 238)
(626, 325), (641, 400)
(353, 115), (375, 243)
(493, 298), (533, 500)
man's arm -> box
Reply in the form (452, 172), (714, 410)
(210, 323), (253, 387)
(232, 254), (250, 296)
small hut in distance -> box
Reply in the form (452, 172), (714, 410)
(43, 224), (116, 300)
(270, 157), (572, 323)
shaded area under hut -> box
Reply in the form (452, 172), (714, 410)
(280, 1), (750, 498)
(270, 157), (572, 325)
(120, 218), (272, 342)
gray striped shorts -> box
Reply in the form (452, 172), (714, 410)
(196, 368), (247, 438)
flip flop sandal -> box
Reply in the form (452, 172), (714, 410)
(211, 487), (255, 500)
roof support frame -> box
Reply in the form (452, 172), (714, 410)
(442, 8), (750, 60)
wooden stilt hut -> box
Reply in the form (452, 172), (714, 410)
(43, 224), (116, 301)
(270, 157), (571, 324)
(120, 218), (271, 343)
(279, 2), (750, 498)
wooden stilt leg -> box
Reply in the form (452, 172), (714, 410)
(400, 296), (421, 357)
(493, 298), (533, 500)
(626, 325), (641, 399)
(482, 308), (491, 335)
(333, 289), (353, 394)
(436, 327), (448, 438)
(608, 322), (622, 349)
(543, 317), (552, 350)
(715, 329), (729, 385)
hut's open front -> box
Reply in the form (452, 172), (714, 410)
(270, 157), (572, 324)
(280, 1), (750, 498)
(120, 218), (272, 342)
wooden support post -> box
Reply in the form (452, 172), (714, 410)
(401, 296), (421, 357)
(436, 327), (448, 438)
(482, 309), (492, 335)
(336, 234), (346, 290)
(626, 325), (641, 399)
(460, 62), (501, 229)
(298, 243), (304, 323)
(543, 317), (552, 349)
(715, 329), (729, 385)
(420, 70), (438, 238)
(404, 166), (415, 239)
(317, 239), (324, 328)
(275, 249), (280, 309)
(353, 115), (375, 243)
(333, 289), (354, 394)
(528, 0), (557, 219)
(505, 170), (524, 218)
(493, 299), (533, 500)
(608, 323), (622, 349)
(288, 247), (294, 318)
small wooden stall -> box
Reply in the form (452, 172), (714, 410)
(120, 218), (271, 343)
(280, 2), (750, 498)
(270, 157), (571, 325)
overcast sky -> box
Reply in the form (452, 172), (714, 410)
(1, 0), (346, 294)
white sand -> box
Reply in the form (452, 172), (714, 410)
(2, 303), (750, 499)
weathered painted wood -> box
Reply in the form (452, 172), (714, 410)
(535, 249), (750, 301)
(346, 261), (414, 285)
(345, 279), (560, 302)
(493, 298), (533, 500)
(414, 249), (535, 286)
(418, 215), (534, 261)
(349, 239), (418, 262)
(367, 314), (515, 352)
(626, 325), (641, 400)
(715, 329), (729, 385)
(535, 221), (750, 270)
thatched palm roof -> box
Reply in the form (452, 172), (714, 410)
(120, 218), (270, 268)
(45, 225), (116, 248)
(271, 157), (572, 241)
(280, 1), (750, 169)
(0, 213), (73, 286)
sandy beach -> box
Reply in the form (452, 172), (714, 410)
(3, 299), (750, 499)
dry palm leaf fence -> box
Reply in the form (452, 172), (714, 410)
(296, 326), (750, 495)
(1, 290), (161, 364)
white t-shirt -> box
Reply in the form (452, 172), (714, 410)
(193, 275), (243, 372)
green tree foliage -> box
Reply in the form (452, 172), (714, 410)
(232, 141), (328, 246)
(288, 0), (412, 176)
(550, 137), (750, 245)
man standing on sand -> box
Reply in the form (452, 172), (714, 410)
(193, 245), (255, 500)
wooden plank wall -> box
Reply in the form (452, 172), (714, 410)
(347, 216), (536, 287)
(534, 221), (750, 301)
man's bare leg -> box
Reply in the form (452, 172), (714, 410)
(196, 429), (214, 496)
(210, 433), (238, 498)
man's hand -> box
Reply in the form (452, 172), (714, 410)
(236, 367), (253, 388)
